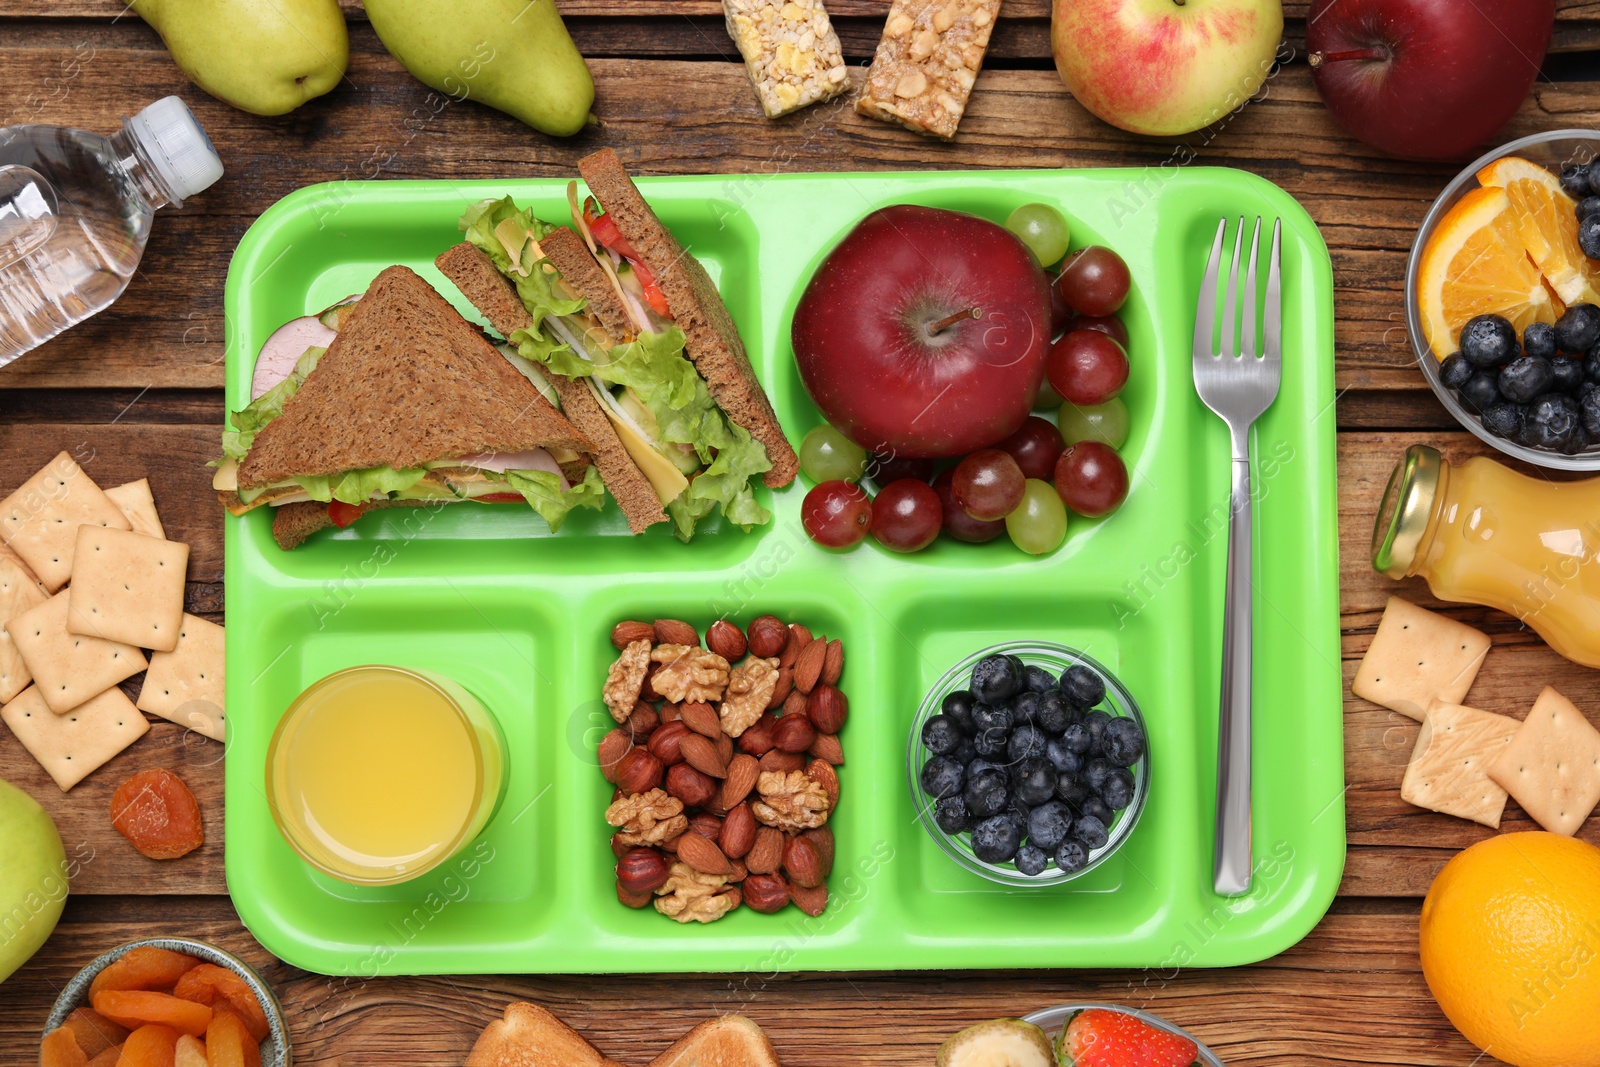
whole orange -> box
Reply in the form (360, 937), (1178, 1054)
(1420, 832), (1600, 1067)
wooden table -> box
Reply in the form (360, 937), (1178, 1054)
(4, 2), (1600, 1063)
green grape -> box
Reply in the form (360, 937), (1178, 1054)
(1058, 398), (1130, 449)
(800, 424), (868, 483)
(1035, 377), (1065, 409)
(1005, 478), (1068, 555)
(1005, 203), (1070, 268)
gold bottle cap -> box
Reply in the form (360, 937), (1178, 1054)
(1372, 444), (1442, 579)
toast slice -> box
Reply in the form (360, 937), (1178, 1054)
(577, 148), (799, 489)
(537, 226), (637, 343)
(436, 242), (668, 534)
(647, 1015), (781, 1067)
(237, 265), (592, 490)
(465, 1003), (628, 1067)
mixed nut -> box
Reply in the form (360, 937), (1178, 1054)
(600, 615), (847, 922)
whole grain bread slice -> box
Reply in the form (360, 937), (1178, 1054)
(647, 1015), (781, 1067)
(435, 243), (667, 534)
(465, 1002), (628, 1067)
(537, 226), (637, 343)
(578, 148), (798, 488)
(237, 265), (592, 489)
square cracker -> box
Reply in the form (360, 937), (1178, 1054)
(6, 591), (146, 714)
(0, 451), (131, 592)
(1488, 687), (1600, 836)
(0, 551), (48, 704)
(1352, 597), (1490, 720)
(1, 685), (149, 791)
(66, 527), (188, 652)
(1401, 700), (1522, 828)
(138, 614), (225, 742)
(104, 479), (165, 540)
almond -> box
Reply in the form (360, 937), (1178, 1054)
(793, 637), (827, 693)
(598, 728), (633, 783)
(707, 619), (748, 660)
(823, 639), (843, 685)
(611, 620), (654, 650)
(680, 702), (723, 739)
(729, 859), (748, 883)
(747, 615), (788, 658)
(808, 732), (845, 767)
(746, 826), (785, 874)
(779, 625), (809, 669)
(654, 618), (699, 646)
(767, 667), (794, 710)
(783, 835), (825, 888)
(760, 749), (804, 773)
(803, 826), (835, 877)
(675, 831), (733, 876)
(625, 702), (659, 742)
(658, 701), (682, 723)
(680, 733), (729, 779)
(715, 731), (734, 768)
(790, 880), (829, 917)
(720, 801), (758, 858)
(807, 759), (841, 807)
(716, 754), (761, 809)
(782, 690), (808, 718)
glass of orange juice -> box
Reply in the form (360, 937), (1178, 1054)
(265, 665), (506, 886)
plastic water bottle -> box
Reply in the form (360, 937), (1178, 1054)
(0, 97), (223, 367)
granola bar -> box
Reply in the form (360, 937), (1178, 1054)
(856, 0), (1002, 140)
(724, 0), (850, 118)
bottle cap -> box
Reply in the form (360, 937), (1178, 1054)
(1372, 444), (1442, 579)
(126, 96), (223, 206)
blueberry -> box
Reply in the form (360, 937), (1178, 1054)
(1481, 401), (1526, 440)
(1580, 196), (1600, 222)
(951, 737), (977, 767)
(1583, 389), (1600, 436)
(1055, 775), (1090, 808)
(934, 795), (972, 834)
(1587, 345), (1600, 383)
(1498, 356), (1553, 403)
(1552, 356), (1587, 395)
(1036, 691), (1075, 735)
(1011, 691), (1042, 727)
(1439, 351), (1474, 390)
(963, 767), (1010, 817)
(970, 654), (1022, 704)
(1060, 664), (1107, 709)
(971, 702), (1013, 736)
(1026, 800), (1075, 851)
(1046, 736), (1083, 777)
(1460, 371), (1502, 412)
(1099, 768), (1136, 811)
(1004, 798), (1032, 834)
(941, 690), (977, 734)
(1022, 664), (1057, 694)
(1582, 214), (1600, 261)
(973, 728), (1010, 759)
(920, 756), (965, 799)
(1101, 716), (1147, 767)
(1083, 710), (1113, 755)
(1563, 424), (1591, 455)
(1079, 795), (1114, 826)
(1015, 844), (1050, 877)
(1055, 839), (1090, 873)
(1014, 757), (1059, 806)
(1073, 814), (1110, 850)
(1008, 723), (1048, 763)
(1562, 163), (1592, 199)
(1557, 304), (1600, 353)
(1061, 721), (1092, 755)
(1525, 393), (1581, 450)
(1458, 314), (1519, 367)
(1083, 757), (1115, 794)
(971, 815), (1023, 863)
(1524, 322), (1558, 361)
(965, 757), (1002, 779)
(922, 714), (963, 756)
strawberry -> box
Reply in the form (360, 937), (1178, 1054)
(1058, 1008), (1200, 1067)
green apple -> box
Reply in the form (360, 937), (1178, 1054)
(1052, 0), (1283, 136)
(0, 777), (67, 986)
(133, 0), (348, 116)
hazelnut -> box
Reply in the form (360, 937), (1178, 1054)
(626, 702), (660, 742)
(598, 728), (633, 783)
(615, 749), (663, 795)
(783, 835), (825, 888)
(658, 701), (682, 723)
(760, 749), (804, 773)
(654, 619), (699, 646)
(743, 872), (790, 913)
(611, 620), (654, 650)
(665, 763), (718, 808)
(803, 827), (835, 877)
(707, 619), (748, 660)
(747, 615), (788, 658)
(773, 714), (816, 754)
(617, 881), (654, 909)
(610, 833), (631, 859)
(616, 847), (671, 894)
(738, 714), (778, 756)
(720, 801), (758, 858)
(806, 685), (848, 734)
(647, 720), (692, 765)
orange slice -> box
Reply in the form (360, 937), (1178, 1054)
(1477, 155), (1600, 305)
(1417, 185), (1556, 358)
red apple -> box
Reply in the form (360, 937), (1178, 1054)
(791, 205), (1051, 459)
(1306, 0), (1554, 161)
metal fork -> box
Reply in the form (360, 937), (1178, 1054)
(1192, 216), (1282, 897)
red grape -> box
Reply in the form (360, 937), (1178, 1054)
(1063, 313), (1129, 349)
(868, 453), (936, 486)
(870, 478), (943, 552)
(997, 415), (1066, 481)
(802, 480), (873, 548)
(1046, 330), (1129, 406)
(1054, 442), (1129, 517)
(1054, 246), (1131, 318)
(1049, 282), (1074, 338)
(932, 468), (1006, 543)
(951, 449), (1026, 521)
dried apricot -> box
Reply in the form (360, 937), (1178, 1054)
(89, 948), (199, 998)
(92, 991), (212, 1038)
(41, 1026), (89, 1067)
(171, 1035), (206, 1067)
(204, 1012), (260, 1067)
(61, 1008), (133, 1057)
(171, 966), (268, 1043)
(113, 1024), (178, 1067)
(109, 771), (204, 860)
(87, 1048), (122, 1067)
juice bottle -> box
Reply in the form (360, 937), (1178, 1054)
(1372, 444), (1600, 667)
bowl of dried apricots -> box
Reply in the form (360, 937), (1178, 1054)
(41, 938), (289, 1066)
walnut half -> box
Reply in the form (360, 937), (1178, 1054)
(650, 644), (731, 703)
(654, 861), (739, 923)
(603, 639), (651, 723)
(606, 788), (688, 847)
(751, 769), (831, 831)
(719, 655), (781, 737)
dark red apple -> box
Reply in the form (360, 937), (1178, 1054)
(1306, 0), (1554, 161)
(791, 205), (1051, 459)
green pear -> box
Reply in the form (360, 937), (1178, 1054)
(363, 0), (595, 138)
(0, 777), (67, 986)
(133, 0), (348, 116)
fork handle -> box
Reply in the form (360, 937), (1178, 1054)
(1214, 427), (1254, 896)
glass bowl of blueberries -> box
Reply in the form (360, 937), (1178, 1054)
(1406, 129), (1600, 469)
(908, 642), (1148, 887)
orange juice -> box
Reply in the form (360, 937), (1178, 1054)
(1373, 445), (1600, 667)
(266, 666), (505, 885)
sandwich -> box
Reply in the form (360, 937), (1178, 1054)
(463, 1002), (781, 1067)
(213, 265), (606, 550)
(436, 148), (798, 541)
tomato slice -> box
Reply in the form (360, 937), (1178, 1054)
(326, 500), (364, 528)
(583, 202), (643, 261)
(477, 492), (525, 504)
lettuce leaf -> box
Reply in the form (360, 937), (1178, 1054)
(220, 345), (325, 461)
(503, 465), (606, 533)
(329, 465), (429, 505)
(462, 197), (586, 369)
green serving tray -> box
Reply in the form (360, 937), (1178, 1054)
(222, 167), (1344, 975)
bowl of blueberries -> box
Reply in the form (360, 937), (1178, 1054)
(1406, 129), (1600, 469)
(909, 642), (1148, 886)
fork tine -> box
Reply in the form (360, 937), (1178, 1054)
(1241, 218), (1261, 359)
(1220, 217), (1244, 358)
(1264, 217), (1283, 363)
(1193, 219), (1227, 358)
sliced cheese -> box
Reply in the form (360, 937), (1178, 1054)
(212, 457), (238, 492)
(586, 378), (688, 505)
